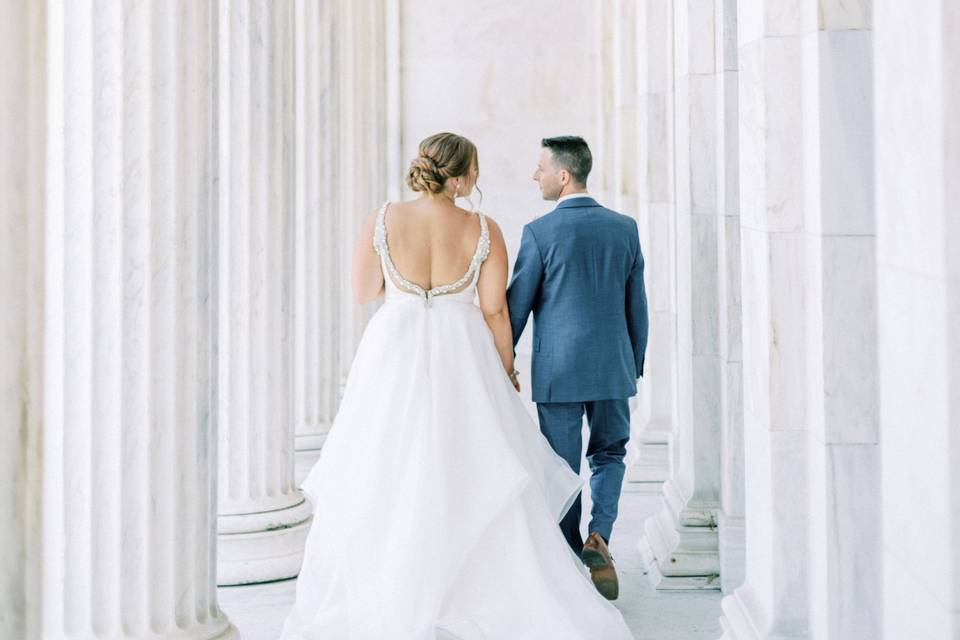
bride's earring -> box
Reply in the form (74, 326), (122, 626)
(452, 181), (460, 202)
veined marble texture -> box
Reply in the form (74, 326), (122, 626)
(2, 1), (957, 638)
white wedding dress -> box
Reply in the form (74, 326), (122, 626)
(279, 203), (635, 640)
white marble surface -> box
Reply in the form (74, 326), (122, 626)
(216, 0), (311, 586)
(800, 12), (882, 636)
(0, 4), (36, 637)
(220, 452), (723, 639)
(5, 2), (955, 638)
(400, 0), (602, 266)
(20, 3), (236, 637)
(721, 4), (811, 635)
(875, 1), (960, 635)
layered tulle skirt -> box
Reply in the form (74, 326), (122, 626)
(279, 295), (634, 640)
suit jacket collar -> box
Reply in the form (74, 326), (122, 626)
(553, 196), (600, 211)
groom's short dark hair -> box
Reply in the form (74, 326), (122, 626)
(541, 136), (592, 186)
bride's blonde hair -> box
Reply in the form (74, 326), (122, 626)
(406, 133), (477, 194)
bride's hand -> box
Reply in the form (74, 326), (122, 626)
(508, 369), (520, 393)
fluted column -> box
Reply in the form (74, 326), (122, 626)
(800, 2), (880, 637)
(335, 0), (398, 378)
(0, 2), (43, 637)
(720, 0), (809, 635)
(35, 2), (236, 637)
(293, 0), (338, 452)
(875, 1), (959, 636)
(638, 0), (724, 590)
(629, 0), (677, 489)
(217, 0), (311, 586)
(292, 0), (400, 453)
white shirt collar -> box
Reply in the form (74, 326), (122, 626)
(557, 192), (593, 204)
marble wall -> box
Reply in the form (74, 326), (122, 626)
(399, 1), (602, 380)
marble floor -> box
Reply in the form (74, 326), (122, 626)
(219, 451), (723, 639)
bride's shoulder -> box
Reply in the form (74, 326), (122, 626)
(474, 212), (505, 248)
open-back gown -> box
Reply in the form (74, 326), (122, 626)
(279, 202), (635, 640)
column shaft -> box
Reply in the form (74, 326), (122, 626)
(292, 0), (399, 457)
(637, 0), (724, 590)
(293, 0), (339, 452)
(800, 3), (881, 637)
(720, 0), (809, 635)
(0, 2), (44, 637)
(36, 2), (235, 637)
(875, 1), (960, 636)
(716, 0), (746, 596)
(216, 0), (311, 586)
(629, 0), (677, 489)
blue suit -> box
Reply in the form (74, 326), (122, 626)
(507, 196), (648, 552)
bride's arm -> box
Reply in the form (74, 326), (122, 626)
(352, 207), (385, 304)
(477, 217), (518, 389)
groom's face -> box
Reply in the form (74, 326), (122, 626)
(533, 148), (563, 201)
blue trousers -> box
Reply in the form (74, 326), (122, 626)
(536, 399), (631, 555)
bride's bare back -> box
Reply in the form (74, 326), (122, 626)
(383, 199), (483, 292)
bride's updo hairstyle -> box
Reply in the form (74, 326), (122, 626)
(406, 132), (477, 194)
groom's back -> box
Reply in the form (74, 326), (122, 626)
(530, 208), (637, 309)
(520, 200), (644, 402)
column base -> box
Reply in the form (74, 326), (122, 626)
(217, 497), (313, 586)
(625, 423), (672, 491)
(636, 479), (720, 590)
(719, 588), (763, 640)
(718, 512), (746, 594)
(213, 622), (241, 640)
(294, 432), (327, 451)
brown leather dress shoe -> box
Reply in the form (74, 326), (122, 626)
(581, 532), (619, 600)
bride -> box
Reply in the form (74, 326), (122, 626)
(279, 133), (634, 640)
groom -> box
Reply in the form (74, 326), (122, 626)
(507, 136), (648, 601)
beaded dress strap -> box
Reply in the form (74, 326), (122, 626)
(373, 202), (491, 300)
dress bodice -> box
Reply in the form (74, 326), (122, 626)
(373, 201), (490, 307)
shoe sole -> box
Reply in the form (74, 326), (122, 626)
(581, 548), (619, 600)
(580, 547), (607, 569)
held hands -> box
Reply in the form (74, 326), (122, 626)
(507, 368), (521, 393)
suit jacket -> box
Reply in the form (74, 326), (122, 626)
(507, 197), (648, 403)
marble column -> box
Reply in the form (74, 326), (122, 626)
(292, 0), (400, 453)
(716, 0), (746, 596)
(875, 1), (960, 636)
(293, 0), (338, 452)
(334, 0), (399, 380)
(216, 0), (312, 586)
(720, 0), (809, 635)
(0, 2), (43, 636)
(638, 0), (723, 590)
(628, 0), (677, 490)
(800, 2), (881, 637)
(34, 2), (236, 637)
(602, 0), (656, 488)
